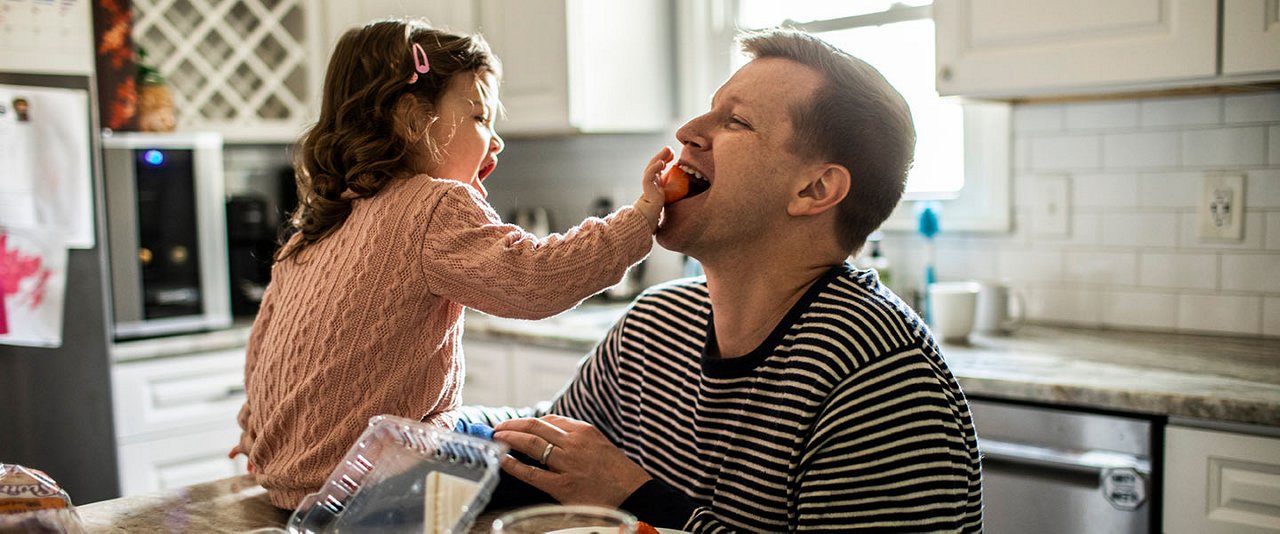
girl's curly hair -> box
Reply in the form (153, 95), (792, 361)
(277, 18), (500, 261)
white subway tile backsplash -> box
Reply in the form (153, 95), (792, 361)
(1013, 104), (1064, 132)
(997, 250), (1063, 282)
(1066, 101), (1139, 130)
(1178, 212), (1267, 250)
(1101, 213), (1180, 248)
(1069, 212), (1103, 247)
(1072, 173), (1138, 208)
(1029, 286), (1102, 326)
(1221, 254), (1280, 293)
(1224, 92), (1280, 124)
(1268, 213), (1280, 251)
(1102, 291), (1178, 330)
(1265, 297), (1280, 336)
(1065, 251), (1138, 285)
(1031, 135), (1100, 171)
(1270, 126), (1279, 165)
(1177, 294), (1262, 335)
(1139, 253), (1217, 290)
(965, 95), (1280, 336)
(1137, 172), (1200, 209)
(1103, 132), (1180, 169)
(1181, 127), (1268, 167)
(1140, 96), (1221, 127)
(1245, 169), (1280, 208)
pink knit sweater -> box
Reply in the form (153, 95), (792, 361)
(236, 175), (652, 508)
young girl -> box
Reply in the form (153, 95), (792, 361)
(232, 19), (670, 509)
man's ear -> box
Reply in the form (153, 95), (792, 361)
(788, 164), (851, 217)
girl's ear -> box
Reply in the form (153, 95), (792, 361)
(788, 164), (851, 217)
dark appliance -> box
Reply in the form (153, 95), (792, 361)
(226, 194), (274, 317)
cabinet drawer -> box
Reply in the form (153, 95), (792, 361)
(112, 348), (247, 439)
(462, 341), (512, 407)
(511, 346), (584, 407)
(117, 424), (247, 496)
(1164, 425), (1280, 533)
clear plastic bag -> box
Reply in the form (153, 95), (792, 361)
(0, 464), (85, 534)
(287, 415), (507, 534)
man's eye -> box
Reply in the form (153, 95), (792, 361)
(728, 116), (751, 129)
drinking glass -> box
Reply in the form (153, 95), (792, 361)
(491, 504), (638, 534)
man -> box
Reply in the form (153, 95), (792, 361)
(461, 29), (983, 532)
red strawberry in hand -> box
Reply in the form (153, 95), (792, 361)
(661, 164), (691, 204)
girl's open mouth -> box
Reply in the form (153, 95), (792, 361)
(478, 160), (497, 181)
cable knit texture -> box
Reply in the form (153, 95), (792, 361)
(236, 175), (652, 509)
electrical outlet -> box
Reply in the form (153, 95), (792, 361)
(1198, 173), (1245, 242)
(1033, 176), (1070, 237)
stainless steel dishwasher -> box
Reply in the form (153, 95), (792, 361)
(970, 398), (1158, 533)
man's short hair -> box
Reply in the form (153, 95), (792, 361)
(739, 29), (916, 254)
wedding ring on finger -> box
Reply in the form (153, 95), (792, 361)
(540, 442), (555, 465)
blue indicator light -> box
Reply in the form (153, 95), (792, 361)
(143, 149), (165, 166)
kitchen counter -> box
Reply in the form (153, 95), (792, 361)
(76, 475), (511, 533)
(466, 306), (1280, 428)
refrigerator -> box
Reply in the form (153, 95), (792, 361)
(0, 1), (121, 503)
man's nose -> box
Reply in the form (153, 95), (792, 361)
(675, 114), (709, 151)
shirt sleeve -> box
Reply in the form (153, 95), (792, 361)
(420, 182), (652, 320)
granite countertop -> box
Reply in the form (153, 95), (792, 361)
(76, 475), (517, 533)
(466, 305), (1280, 428)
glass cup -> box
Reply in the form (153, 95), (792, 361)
(491, 504), (638, 534)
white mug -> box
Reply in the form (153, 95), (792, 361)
(928, 281), (981, 343)
(974, 282), (1024, 335)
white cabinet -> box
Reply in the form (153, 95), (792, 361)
(934, 0), (1278, 97)
(112, 348), (248, 496)
(130, 0), (326, 142)
(476, 0), (674, 135)
(1223, 0), (1280, 75)
(318, 0), (477, 54)
(462, 338), (585, 407)
(1164, 425), (1280, 533)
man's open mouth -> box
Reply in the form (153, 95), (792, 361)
(679, 164), (711, 199)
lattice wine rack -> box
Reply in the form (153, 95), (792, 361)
(130, 0), (318, 141)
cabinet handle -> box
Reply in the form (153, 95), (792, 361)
(938, 65), (953, 82)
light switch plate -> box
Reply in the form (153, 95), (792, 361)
(1033, 175), (1070, 237)
(1198, 173), (1245, 242)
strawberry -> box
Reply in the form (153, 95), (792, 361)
(661, 164), (691, 204)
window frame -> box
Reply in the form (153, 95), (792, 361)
(675, 0), (1012, 234)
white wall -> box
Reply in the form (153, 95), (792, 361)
(879, 91), (1280, 338)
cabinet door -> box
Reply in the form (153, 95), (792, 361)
(117, 425), (247, 496)
(112, 349), (247, 439)
(478, 0), (573, 133)
(510, 345), (585, 407)
(1164, 425), (1280, 533)
(320, 0), (477, 53)
(461, 340), (513, 407)
(934, 0), (1217, 97)
(1223, 0), (1280, 75)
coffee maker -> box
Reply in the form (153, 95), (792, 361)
(225, 194), (274, 317)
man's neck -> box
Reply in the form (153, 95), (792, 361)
(703, 260), (837, 358)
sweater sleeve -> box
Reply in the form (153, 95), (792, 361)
(420, 182), (652, 320)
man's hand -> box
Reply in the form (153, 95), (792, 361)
(493, 414), (652, 507)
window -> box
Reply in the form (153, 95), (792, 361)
(676, 1), (1011, 232)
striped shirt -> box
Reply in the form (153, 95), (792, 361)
(473, 263), (983, 532)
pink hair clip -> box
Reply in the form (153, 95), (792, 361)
(408, 42), (430, 84)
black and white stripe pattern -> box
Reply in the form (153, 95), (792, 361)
(479, 264), (983, 532)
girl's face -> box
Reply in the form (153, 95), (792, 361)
(426, 71), (504, 197)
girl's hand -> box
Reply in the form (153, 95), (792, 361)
(635, 146), (673, 231)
